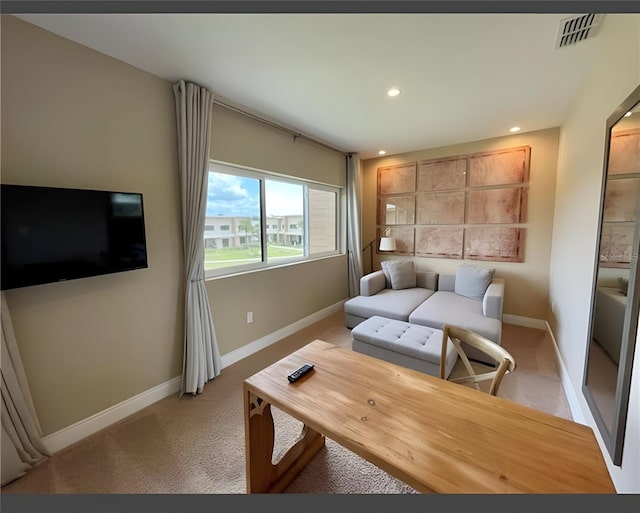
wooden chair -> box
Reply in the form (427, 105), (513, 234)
(440, 324), (516, 396)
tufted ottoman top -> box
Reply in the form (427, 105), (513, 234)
(351, 315), (452, 365)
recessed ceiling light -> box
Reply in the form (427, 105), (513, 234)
(387, 88), (401, 97)
(509, 126), (521, 133)
(624, 111), (632, 117)
(378, 150), (387, 155)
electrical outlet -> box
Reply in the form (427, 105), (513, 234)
(247, 311), (253, 324)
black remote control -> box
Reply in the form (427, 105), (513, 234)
(287, 363), (315, 383)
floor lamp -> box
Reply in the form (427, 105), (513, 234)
(379, 228), (397, 252)
(362, 229), (396, 273)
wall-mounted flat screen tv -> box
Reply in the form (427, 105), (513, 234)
(1, 184), (148, 290)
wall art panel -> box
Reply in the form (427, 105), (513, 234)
(378, 226), (415, 255)
(465, 226), (524, 262)
(600, 223), (635, 268)
(378, 195), (415, 225)
(608, 128), (640, 176)
(417, 157), (467, 191)
(467, 187), (526, 224)
(603, 177), (640, 222)
(378, 162), (417, 195)
(468, 146), (530, 187)
(416, 191), (465, 225)
(376, 146), (530, 262)
(415, 226), (463, 259)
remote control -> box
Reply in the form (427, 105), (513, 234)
(287, 363), (315, 383)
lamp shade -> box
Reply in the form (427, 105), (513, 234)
(379, 237), (396, 251)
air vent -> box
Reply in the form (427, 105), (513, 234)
(555, 14), (604, 49)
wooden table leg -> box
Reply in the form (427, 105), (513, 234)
(244, 388), (325, 493)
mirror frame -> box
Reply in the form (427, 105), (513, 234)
(583, 84), (640, 466)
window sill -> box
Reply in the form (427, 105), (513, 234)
(204, 253), (346, 282)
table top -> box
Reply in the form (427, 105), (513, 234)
(244, 339), (615, 493)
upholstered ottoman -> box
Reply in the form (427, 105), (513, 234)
(351, 316), (458, 378)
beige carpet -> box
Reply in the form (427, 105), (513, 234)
(1, 313), (572, 494)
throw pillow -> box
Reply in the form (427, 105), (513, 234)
(618, 277), (629, 295)
(380, 259), (405, 287)
(380, 260), (393, 287)
(455, 264), (495, 301)
(381, 260), (416, 290)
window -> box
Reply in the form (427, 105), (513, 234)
(204, 161), (341, 276)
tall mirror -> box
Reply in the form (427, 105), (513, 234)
(583, 84), (640, 466)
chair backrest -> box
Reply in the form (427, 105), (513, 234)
(440, 324), (516, 396)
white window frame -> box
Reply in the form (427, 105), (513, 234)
(205, 160), (343, 278)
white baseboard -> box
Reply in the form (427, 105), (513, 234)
(502, 314), (547, 330)
(220, 300), (346, 368)
(42, 301), (346, 454)
(42, 376), (182, 454)
(545, 321), (586, 425)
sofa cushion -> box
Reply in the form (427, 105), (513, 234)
(381, 260), (416, 290)
(438, 273), (456, 292)
(455, 264), (495, 301)
(408, 291), (502, 345)
(408, 291), (502, 364)
(344, 288), (435, 322)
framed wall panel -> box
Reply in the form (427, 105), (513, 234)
(465, 226), (524, 262)
(608, 128), (640, 175)
(378, 226), (414, 255)
(376, 146), (530, 262)
(415, 226), (463, 259)
(378, 195), (415, 225)
(378, 162), (417, 195)
(468, 146), (530, 187)
(417, 157), (467, 191)
(603, 177), (640, 222)
(599, 224), (635, 268)
(416, 191), (465, 225)
(467, 187), (527, 224)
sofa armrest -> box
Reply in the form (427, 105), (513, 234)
(483, 278), (505, 320)
(360, 270), (387, 296)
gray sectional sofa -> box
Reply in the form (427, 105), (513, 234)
(344, 263), (505, 364)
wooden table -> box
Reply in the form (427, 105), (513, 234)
(243, 339), (615, 493)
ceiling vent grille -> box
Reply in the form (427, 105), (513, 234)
(555, 14), (604, 49)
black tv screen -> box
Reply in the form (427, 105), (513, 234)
(1, 184), (148, 290)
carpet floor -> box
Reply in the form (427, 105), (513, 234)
(1, 312), (572, 494)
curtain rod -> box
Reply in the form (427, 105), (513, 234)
(212, 99), (349, 156)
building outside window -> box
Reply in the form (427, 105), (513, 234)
(204, 161), (341, 276)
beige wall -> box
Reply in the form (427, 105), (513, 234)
(1, 16), (184, 435)
(549, 14), (640, 492)
(0, 16), (350, 437)
(210, 104), (346, 187)
(362, 127), (559, 320)
(207, 257), (347, 355)
(208, 105), (349, 356)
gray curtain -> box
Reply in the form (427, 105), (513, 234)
(347, 153), (364, 297)
(1, 293), (49, 486)
(173, 80), (221, 395)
